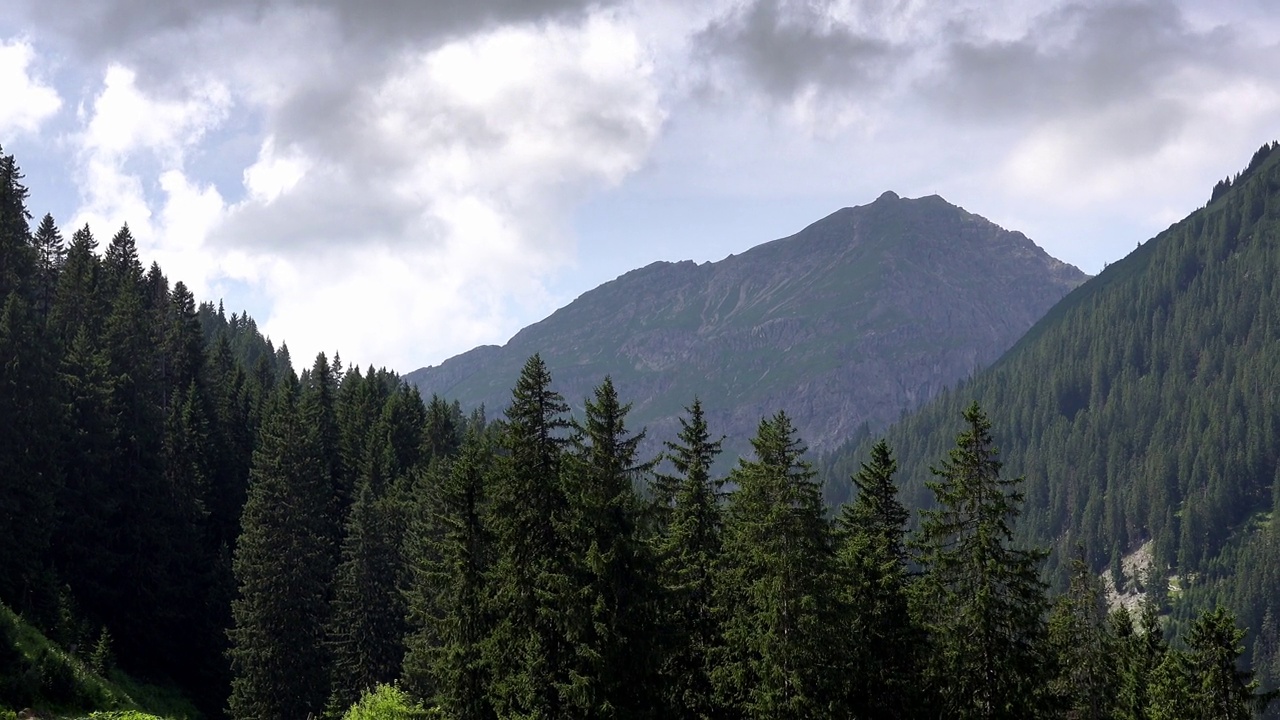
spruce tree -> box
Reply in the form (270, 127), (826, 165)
(714, 411), (842, 719)
(94, 232), (169, 671)
(327, 447), (407, 715)
(482, 354), (572, 718)
(30, 213), (63, 319)
(228, 378), (335, 720)
(423, 393), (464, 461)
(1046, 550), (1118, 719)
(403, 428), (495, 720)
(835, 439), (918, 718)
(301, 352), (342, 527)
(334, 365), (388, 515)
(558, 376), (654, 719)
(653, 398), (725, 719)
(0, 147), (34, 302)
(48, 225), (103, 344)
(913, 402), (1048, 720)
(0, 293), (62, 617)
(1113, 601), (1169, 720)
(1185, 607), (1270, 719)
(650, 397), (724, 534)
(51, 327), (118, 634)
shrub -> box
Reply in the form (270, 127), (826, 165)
(341, 685), (436, 720)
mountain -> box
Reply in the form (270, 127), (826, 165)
(406, 191), (1087, 462)
(821, 142), (1280, 684)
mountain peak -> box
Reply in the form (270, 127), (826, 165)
(405, 195), (1087, 462)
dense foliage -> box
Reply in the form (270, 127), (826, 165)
(822, 141), (1280, 705)
(0, 139), (1275, 720)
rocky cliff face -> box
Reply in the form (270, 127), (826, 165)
(405, 191), (1088, 463)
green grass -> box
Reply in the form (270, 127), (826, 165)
(0, 603), (196, 720)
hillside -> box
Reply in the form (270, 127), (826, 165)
(0, 601), (195, 719)
(822, 142), (1280, 688)
(407, 191), (1087, 462)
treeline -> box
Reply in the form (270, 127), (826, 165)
(0, 144), (303, 713)
(228, 352), (1273, 720)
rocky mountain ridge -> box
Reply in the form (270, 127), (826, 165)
(406, 191), (1088, 462)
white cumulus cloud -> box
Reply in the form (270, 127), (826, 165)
(198, 10), (667, 371)
(0, 38), (61, 137)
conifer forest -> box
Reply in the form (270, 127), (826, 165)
(3, 138), (1280, 720)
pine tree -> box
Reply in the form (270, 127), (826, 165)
(652, 398), (725, 719)
(30, 213), (64, 319)
(650, 397), (724, 534)
(558, 376), (654, 719)
(161, 281), (204, 411)
(334, 366), (389, 515)
(327, 448), (407, 715)
(1185, 607), (1270, 720)
(1046, 549), (1118, 719)
(1149, 647), (1196, 720)
(301, 352), (342, 542)
(714, 411), (842, 719)
(0, 293), (62, 617)
(482, 354), (572, 718)
(0, 147), (34, 302)
(48, 225), (103, 344)
(913, 402), (1049, 720)
(423, 393), (464, 461)
(403, 428), (495, 720)
(836, 439), (918, 718)
(228, 379), (335, 720)
(50, 328), (118, 633)
(1114, 601), (1169, 720)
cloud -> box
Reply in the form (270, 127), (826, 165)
(915, 1), (1280, 213)
(697, 0), (903, 100)
(11, 0), (667, 371)
(69, 64), (231, 250)
(217, 12), (666, 371)
(11, 0), (1280, 370)
(926, 0), (1240, 122)
(0, 38), (61, 137)
(13, 0), (619, 63)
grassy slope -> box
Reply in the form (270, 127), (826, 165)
(0, 603), (196, 720)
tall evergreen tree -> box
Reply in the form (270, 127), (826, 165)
(50, 327), (117, 636)
(482, 354), (572, 718)
(48, 225), (102, 344)
(423, 393), (464, 461)
(30, 213), (63, 319)
(1185, 607), (1271, 719)
(301, 352), (342, 543)
(228, 378), (335, 720)
(836, 439), (918, 719)
(1046, 549), (1119, 719)
(714, 411), (842, 719)
(0, 147), (34, 302)
(403, 428), (495, 720)
(1113, 601), (1170, 720)
(558, 376), (654, 719)
(913, 402), (1049, 720)
(327, 447), (407, 715)
(653, 398), (725, 720)
(0, 293), (62, 617)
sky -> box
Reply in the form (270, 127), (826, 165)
(1, 0), (1277, 373)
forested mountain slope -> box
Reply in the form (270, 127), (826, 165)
(3, 140), (1275, 720)
(823, 141), (1280, 687)
(407, 191), (1086, 463)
